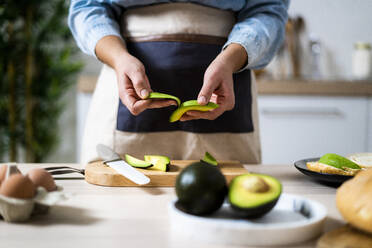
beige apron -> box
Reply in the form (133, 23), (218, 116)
(80, 3), (261, 165)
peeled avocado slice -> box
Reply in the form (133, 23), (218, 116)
(144, 155), (170, 172)
(169, 100), (219, 122)
(201, 152), (218, 166)
(147, 92), (181, 106)
(229, 173), (282, 218)
(125, 154), (153, 168)
(318, 153), (361, 170)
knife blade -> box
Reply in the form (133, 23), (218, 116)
(96, 144), (150, 185)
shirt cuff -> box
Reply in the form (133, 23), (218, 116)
(223, 27), (261, 72)
(85, 22), (124, 58)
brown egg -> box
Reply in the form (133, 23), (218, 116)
(0, 174), (36, 199)
(0, 165), (7, 184)
(27, 168), (56, 192)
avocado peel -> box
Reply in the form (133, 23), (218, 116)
(125, 154), (153, 168)
(201, 152), (218, 166)
(318, 153), (361, 170)
(147, 92), (181, 106)
(169, 100), (219, 122)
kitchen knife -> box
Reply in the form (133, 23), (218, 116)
(96, 144), (150, 185)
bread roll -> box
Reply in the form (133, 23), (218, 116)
(336, 168), (372, 234)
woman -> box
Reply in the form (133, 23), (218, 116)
(69, 1), (289, 165)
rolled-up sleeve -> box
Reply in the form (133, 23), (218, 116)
(68, 0), (123, 57)
(224, 0), (289, 70)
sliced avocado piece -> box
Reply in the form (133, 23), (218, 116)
(147, 92), (181, 106)
(176, 162), (227, 215)
(125, 154), (153, 168)
(169, 100), (219, 122)
(318, 153), (361, 170)
(201, 152), (218, 166)
(144, 155), (170, 172)
(229, 173), (282, 218)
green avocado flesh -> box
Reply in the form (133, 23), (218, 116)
(147, 92), (181, 106)
(201, 152), (218, 166)
(175, 162), (227, 215)
(169, 100), (219, 122)
(144, 155), (170, 172)
(229, 174), (281, 218)
(318, 153), (360, 170)
(125, 154), (153, 168)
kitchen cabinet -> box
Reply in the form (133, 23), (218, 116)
(258, 96), (369, 164)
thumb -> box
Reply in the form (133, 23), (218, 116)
(131, 73), (151, 99)
(198, 77), (216, 105)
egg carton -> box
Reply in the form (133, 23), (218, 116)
(0, 186), (67, 222)
(0, 163), (68, 222)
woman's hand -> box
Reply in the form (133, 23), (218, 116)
(180, 43), (248, 121)
(95, 36), (177, 115)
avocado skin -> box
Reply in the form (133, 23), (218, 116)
(230, 198), (280, 218)
(175, 162), (227, 216)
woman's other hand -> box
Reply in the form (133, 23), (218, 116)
(96, 36), (177, 115)
(180, 43), (248, 121)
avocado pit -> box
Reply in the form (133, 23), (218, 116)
(242, 176), (270, 193)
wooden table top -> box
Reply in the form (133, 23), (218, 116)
(0, 163), (345, 248)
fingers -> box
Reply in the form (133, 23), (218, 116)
(129, 99), (177, 115)
(118, 78), (177, 116)
(179, 108), (224, 122)
(118, 75), (142, 115)
(146, 99), (178, 109)
(198, 73), (217, 105)
(128, 65), (151, 99)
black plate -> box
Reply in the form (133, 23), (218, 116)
(294, 157), (353, 185)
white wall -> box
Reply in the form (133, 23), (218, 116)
(288, 0), (372, 79)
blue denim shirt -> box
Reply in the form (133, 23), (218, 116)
(68, 0), (289, 70)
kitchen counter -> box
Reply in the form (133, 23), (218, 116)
(0, 163), (345, 248)
(77, 75), (372, 96)
(258, 80), (372, 96)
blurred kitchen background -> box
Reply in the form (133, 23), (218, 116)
(1, 0), (372, 164)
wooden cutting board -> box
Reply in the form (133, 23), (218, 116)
(85, 160), (247, 187)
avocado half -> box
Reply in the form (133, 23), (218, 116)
(175, 162), (227, 215)
(169, 100), (219, 122)
(228, 173), (282, 218)
(147, 92), (181, 106)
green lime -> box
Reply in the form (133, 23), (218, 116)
(318, 153), (361, 170)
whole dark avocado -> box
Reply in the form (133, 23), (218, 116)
(229, 173), (282, 218)
(175, 162), (227, 216)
